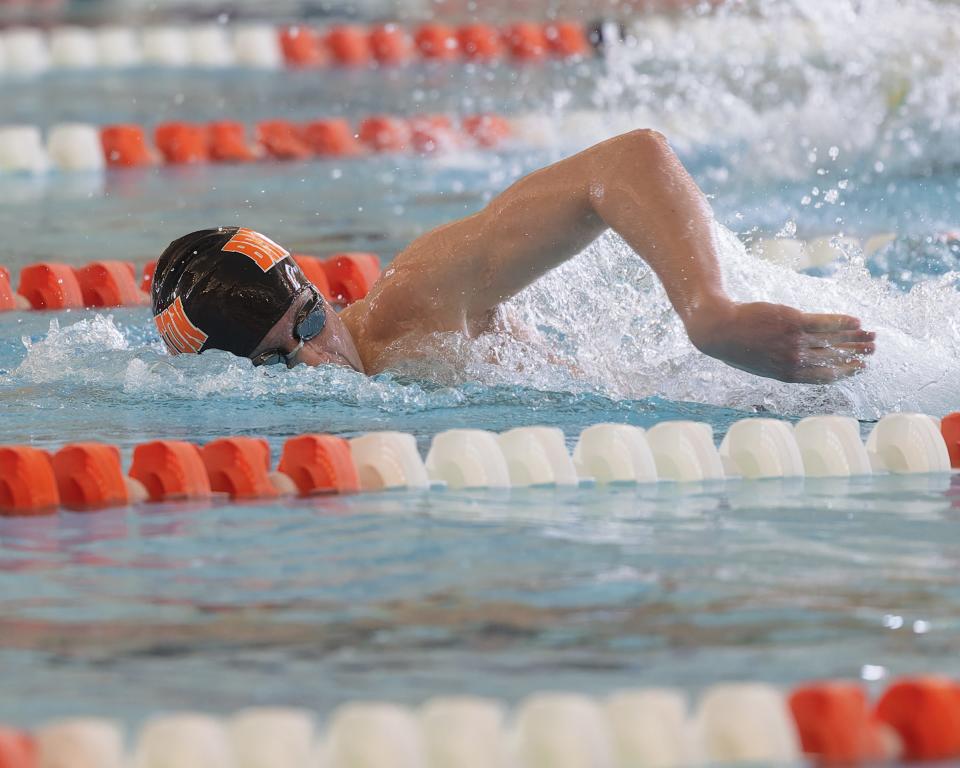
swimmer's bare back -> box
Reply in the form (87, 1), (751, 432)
(340, 130), (875, 383)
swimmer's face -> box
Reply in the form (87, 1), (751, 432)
(248, 289), (364, 372)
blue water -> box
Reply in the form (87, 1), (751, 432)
(3, 0), (960, 730)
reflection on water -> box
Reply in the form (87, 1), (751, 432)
(1, 475), (960, 725)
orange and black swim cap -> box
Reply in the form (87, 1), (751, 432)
(152, 226), (311, 358)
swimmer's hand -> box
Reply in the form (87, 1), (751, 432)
(685, 300), (876, 383)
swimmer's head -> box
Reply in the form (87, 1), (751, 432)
(152, 227), (363, 371)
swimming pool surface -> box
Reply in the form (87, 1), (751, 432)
(2, 0), (960, 730)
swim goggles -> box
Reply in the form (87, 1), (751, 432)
(250, 287), (327, 367)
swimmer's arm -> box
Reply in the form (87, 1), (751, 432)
(373, 129), (875, 382)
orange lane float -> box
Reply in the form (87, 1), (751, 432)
(457, 23), (504, 60)
(302, 119), (363, 157)
(940, 412), (960, 469)
(100, 124), (153, 168)
(154, 122), (209, 165)
(0, 446), (60, 516)
(410, 115), (459, 154)
(278, 25), (328, 68)
(462, 114), (512, 147)
(544, 21), (590, 58)
(75, 260), (146, 308)
(322, 252), (381, 305)
(140, 261), (157, 294)
(325, 25), (373, 67)
(0, 266), (15, 311)
(256, 120), (313, 161)
(292, 255), (333, 301)
(414, 23), (459, 60)
(17, 263), (84, 310)
(129, 440), (213, 502)
(368, 23), (415, 66)
(789, 682), (888, 764)
(207, 121), (258, 163)
(0, 728), (35, 768)
(357, 116), (411, 153)
(873, 677), (960, 762)
(504, 22), (549, 61)
(51, 443), (129, 511)
(278, 434), (360, 495)
(200, 437), (278, 500)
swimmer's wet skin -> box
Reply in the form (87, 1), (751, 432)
(153, 129), (876, 383)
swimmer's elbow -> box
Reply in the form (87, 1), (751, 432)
(615, 128), (673, 165)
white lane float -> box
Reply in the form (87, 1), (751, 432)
(604, 689), (697, 768)
(865, 413), (951, 474)
(96, 27), (142, 67)
(47, 123), (105, 171)
(187, 26), (235, 67)
(3, 29), (50, 75)
(572, 423), (657, 484)
(718, 419), (804, 479)
(864, 232), (897, 257)
(645, 421), (724, 482)
(751, 238), (808, 270)
(132, 714), (234, 768)
(349, 431), (430, 490)
(322, 703), (426, 768)
(805, 235), (862, 267)
(424, 429), (510, 489)
(419, 696), (511, 768)
(36, 718), (126, 768)
(49, 27), (98, 68)
(695, 683), (801, 765)
(0, 126), (49, 173)
(229, 708), (316, 768)
(497, 426), (578, 487)
(794, 415), (872, 477)
(506, 115), (558, 149)
(232, 25), (284, 68)
(511, 694), (616, 768)
(142, 27), (191, 66)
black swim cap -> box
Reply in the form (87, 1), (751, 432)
(152, 226), (310, 358)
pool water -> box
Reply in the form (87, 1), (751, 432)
(2, 0), (960, 730)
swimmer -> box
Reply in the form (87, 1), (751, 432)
(153, 129), (875, 383)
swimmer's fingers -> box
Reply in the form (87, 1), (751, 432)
(800, 313), (864, 333)
(803, 329), (876, 348)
